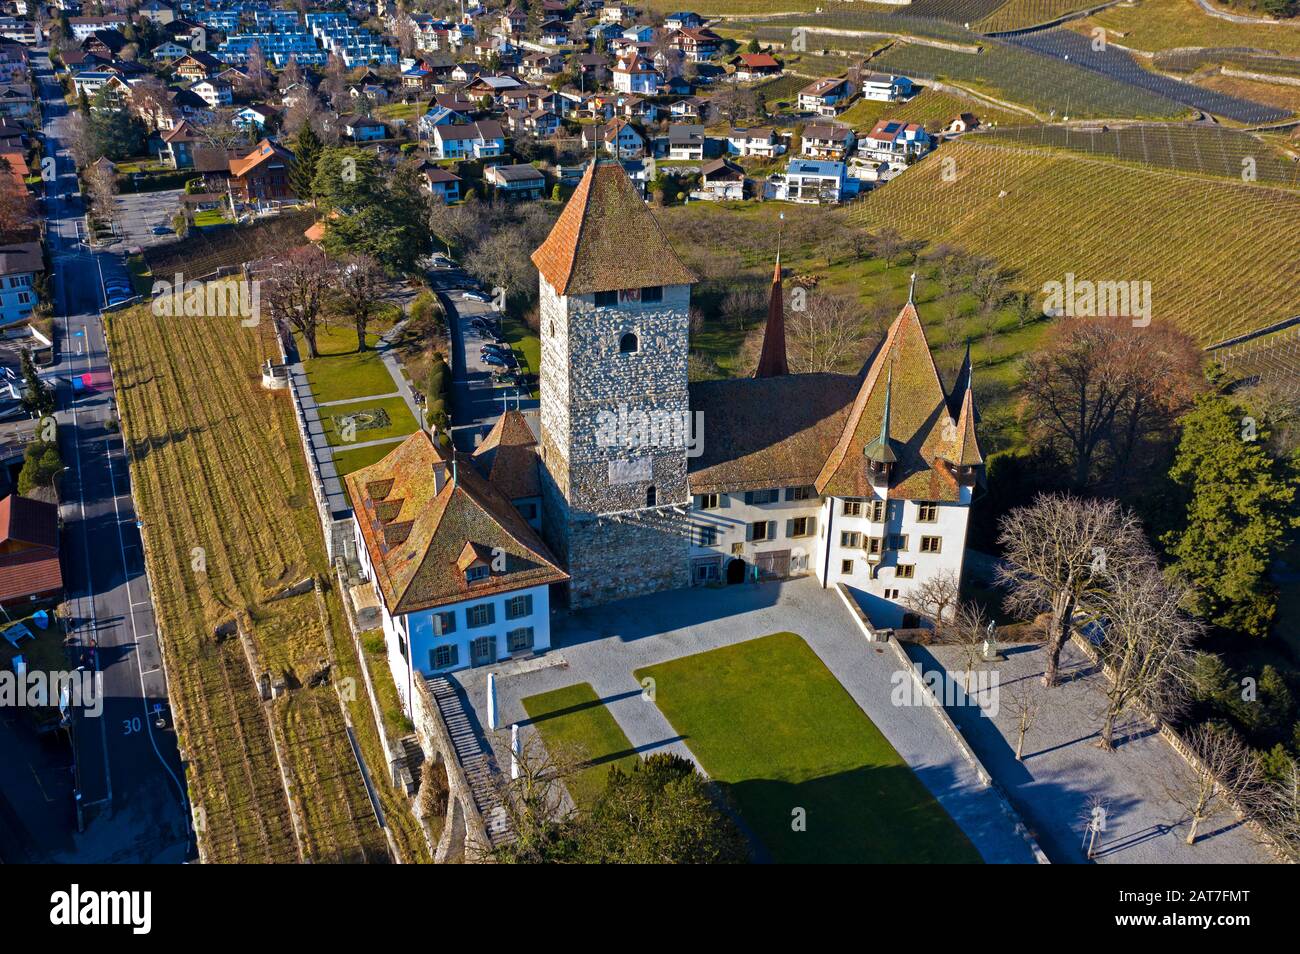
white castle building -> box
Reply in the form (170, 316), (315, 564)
(347, 160), (984, 695)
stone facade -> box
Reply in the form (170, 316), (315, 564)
(539, 276), (692, 606)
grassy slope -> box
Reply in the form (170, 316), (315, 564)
(521, 682), (640, 809)
(332, 442), (405, 476)
(636, 632), (982, 863)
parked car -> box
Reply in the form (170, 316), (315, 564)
(460, 289), (491, 303)
(482, 352), (510, 367)
(151, 225), (172, 235)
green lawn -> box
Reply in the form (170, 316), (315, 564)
(521, 682), (639, 809)
(501, 313), (541, 398)
(298, 326), (394, 404)
(321, 394), (418, 447)
(636, 632), (982, 863)
(193, 209), (232, 227)
(331, 441), (403, 476)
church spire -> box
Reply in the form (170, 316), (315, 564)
(754, 249), (789, 378)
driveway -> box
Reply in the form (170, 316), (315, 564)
(908, 639), (1276, 864)
(452, 576), (1039, 863)
(429, 264), (537, 451)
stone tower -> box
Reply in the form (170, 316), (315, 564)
(530, 160), (696, 607)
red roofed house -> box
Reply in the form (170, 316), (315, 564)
(0, 495), (63, 607)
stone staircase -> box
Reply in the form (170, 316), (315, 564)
(426, 676), (513, 847)
(396, 734), (424, 794)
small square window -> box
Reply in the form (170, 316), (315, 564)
(917, 502), (939, 522)
(896, 564), (915, 579)
(697, 493), (720, 510)
(594, 290), (617, 307)
(696, 524), (717, 547)
(843, 500), (863, 517)
(640, 285), (663, 303)
(920, 536), (942, 554)
(840, 559), (854, 575)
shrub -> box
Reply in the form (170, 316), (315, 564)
(17, 438), (62, 496)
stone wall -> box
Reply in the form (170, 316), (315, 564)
(538, 277), (695, 606)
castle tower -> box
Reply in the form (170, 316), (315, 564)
(530, 160), (697, 606)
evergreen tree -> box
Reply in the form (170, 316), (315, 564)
(289, 123), (323, 205)
(1162, 393), (1300, 637)
(19, 348), (54, 419)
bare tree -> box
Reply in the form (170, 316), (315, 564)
(1258, 757), (1300, 861)
(787, 291), (866, 374)
(1167, 724), (1263, 846)
(904, 569), (961, 628)
(1003, 680), (1040, 761)
(263, 247), (337, 358)
(82, 160), (119, 228)
(997, 493), (1147, 688)
(1092, 563), (1200, 750)
(948, 600), (991, 693)
(486, 730), (579, 864)
(196, 108), (248, 152)
(128, 76), (171, 129)
(331, 254), (386, 352)
(245, 41), (271, 96)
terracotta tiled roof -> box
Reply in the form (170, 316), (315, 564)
(531, 159), (695, 296)
(0, 495), (62, 604)
(344, 431), (566, 616)
(815, 299), (966, 502)
(229, 138), (293, 178)
(687, 374), (859, 494)
(0, 495), (59, 549)
(953, 379), (983, 466)
(472, 410), (543, 502)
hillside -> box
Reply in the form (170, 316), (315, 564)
(848, 139), (1300, 345)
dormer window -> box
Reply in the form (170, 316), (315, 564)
(619, 332), (639, 353)
(466, 564), (490, 584)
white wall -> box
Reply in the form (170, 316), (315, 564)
(688, 488), (822, 582)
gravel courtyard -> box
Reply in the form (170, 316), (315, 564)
(906, 639), (1276, 864)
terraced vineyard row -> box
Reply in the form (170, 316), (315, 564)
(975, 123), (1300, 187)
(848, 140), (1300, 344)
(976, 0), (1100, 33)
(1218, 325), (1300, 402)
(1010, 28), (1289, 123)
(1154, 49), (1300, 79)
(870, 40), (1191, 119)
(107, 296), (388, 863)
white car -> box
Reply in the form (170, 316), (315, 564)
(460, 289), (491, 303)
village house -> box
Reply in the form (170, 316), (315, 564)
(731, 52), (781, 82)
(485, 162), (547, 199)
(665, 123), (705, 160)
(797, 77), (853, 117)
(670, 26), (722, 61)
(583, 118), (644, 159)
(420, 164), (461, 203)
(612, 53), (659, 95)
(430, 120), (506, 160)
(695, 156), (744, 200)
(727, 126), (781, 158)
(859, 119), (933, 164)
(227, 138), (296, 203)
(773, 158), (853, 204)
(861, 70), (916, 103)
(800, 122), (855, 161)
(0, 494), (63, 607)
(0, 240), (42, 325)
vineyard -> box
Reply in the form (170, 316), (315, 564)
(106, 291), (392, 863)
(975, 122), (1300, 187)
(870, 40), (1192, 119)
(1154, 49), (1300, 79)
(1070, 0), (1300, 57)
(976, 0), (1100, 33)
(848, 140), (1300, 344)
(1010, 28), (1289, 123)
(1217, 325), (1300, 404)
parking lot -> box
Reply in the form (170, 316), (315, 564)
(110, 188), (186, 251)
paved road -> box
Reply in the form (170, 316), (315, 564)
(0, 59), (191, 863)
(427, 265), (536, 451)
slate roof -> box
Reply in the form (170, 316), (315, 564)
(344, 431), (566, 616)
(531, 159), (695, 296)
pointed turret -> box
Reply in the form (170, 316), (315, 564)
(952, 359), (983, 470)
(862, 364), (897, 467)
(754, 252), (789, 378)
